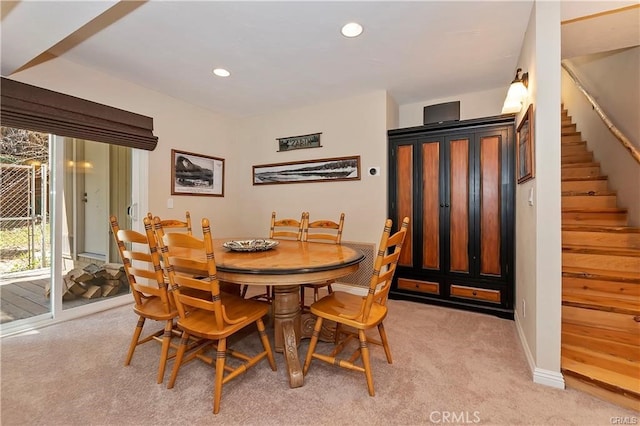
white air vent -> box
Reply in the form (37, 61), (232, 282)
(335, 241), (376, 295)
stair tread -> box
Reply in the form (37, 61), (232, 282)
(561, 176), (608, 182)
(563, 244), (640, 256)
(563, 267), (640, 283)
(561, 358), (640, 396)
(561, 191), (616, 196)
(563, 207), (627, 213)
(562, 225), (640, 233)
(562, 162), (600, 168)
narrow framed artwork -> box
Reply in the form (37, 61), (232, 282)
(516, 104), (534, 184)
(277, 132), (322, 152)
(171, 149), (224, 196)
(253, 155), (360, 185)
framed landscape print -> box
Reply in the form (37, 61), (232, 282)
(253, 155), (360, 185)
(516, 104), (534, 184)
(171, 149), (224, 196)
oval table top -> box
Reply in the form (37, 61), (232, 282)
(212, 238), (365, 286)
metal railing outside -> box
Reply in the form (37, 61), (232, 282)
(0, 163), (50, 274)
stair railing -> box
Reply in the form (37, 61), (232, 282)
(562, 60), (640, 165)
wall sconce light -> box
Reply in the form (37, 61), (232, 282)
(501, 68), (529, 114)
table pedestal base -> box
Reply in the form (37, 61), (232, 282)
(272, 285), (303, 388)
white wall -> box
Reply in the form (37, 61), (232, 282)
(397, 87), (506, 128)
(231, 91), (391, 245)
(514, 0), (563, 388)
(11, 57), (237, 236)
(561, 47), (640, 226)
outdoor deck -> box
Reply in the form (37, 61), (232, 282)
(0, 270), (128, 324)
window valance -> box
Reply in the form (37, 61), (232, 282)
(1, 77), (157, 150)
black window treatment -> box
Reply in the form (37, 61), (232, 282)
(0, 77), (157, 151)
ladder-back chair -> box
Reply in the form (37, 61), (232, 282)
(302, 217), (410, 396)
(241, 211), (306, 301)
(157, 217), (277, 414)
(300, 212), (345, 310)
(147, 211), (192, 235)
(109, 215), (178, 384)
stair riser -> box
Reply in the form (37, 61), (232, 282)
(562, 196), (618, 209)
(563, 306), (640, 343)
(562, 128), (579, 135)
(563, 252), (640, 274)
(561, 180), (608, 192)
(562, 153), (594, 163)
(562, 212), (628, 226)
(562, 231), (640, 249)
(562, 166), (601, 178)
(562, 332), (640, 362)
(562, 144), (588, 155)
(561, 345), (639, 378)
(562, 134), (583, 143)
(564, 276), (640, 297)
(563, 321), (640, 347)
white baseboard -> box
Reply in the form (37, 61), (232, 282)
(514, 309), (565, 390)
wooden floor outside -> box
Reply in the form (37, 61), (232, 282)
(0, 269), (128, 324)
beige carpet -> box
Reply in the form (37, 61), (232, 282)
(1, 298), (635, 425)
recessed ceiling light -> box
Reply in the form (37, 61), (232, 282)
(341, 22), (363, 38)
(213, 68), (230, 77)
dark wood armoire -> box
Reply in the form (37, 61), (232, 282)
(387, 115), (515, 319)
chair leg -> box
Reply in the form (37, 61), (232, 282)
(359, 329), (375, 396)
(156, 320), (174, 384)
(241, 285), (248, 298)
(257, 318), (277, 370)
(313, 286), (320, 302)
(300, 286), (306, 309)
(167, 332), (190, 389)
(125, 316), (145, 366)
(303, 317), (323, 375)
(377, 322), (393, 364)
(213, 338), (227, 414)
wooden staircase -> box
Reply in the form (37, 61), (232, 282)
(560, 107), (640, 412)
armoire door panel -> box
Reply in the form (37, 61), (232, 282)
(449, 138), (469, 274)
(421, 143), (440, 270)
(479, 135), (502, 276)
(396, 144), (414, 267)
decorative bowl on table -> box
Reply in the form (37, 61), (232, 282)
(222, 239), (279, 252)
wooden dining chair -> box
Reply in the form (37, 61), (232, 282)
(109, 215), (179, 384)
(152, 214), (240, 297)
(147, 211), (192, 235)
(303, 216), (410, 396)
(300, 212), (345, 311)
(157, 217), (277, 414)
(241, 211), (306, 301)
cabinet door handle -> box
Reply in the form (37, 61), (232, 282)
(440, 203), (444, 207)
(445, 203), (450, 207)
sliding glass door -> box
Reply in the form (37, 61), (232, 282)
(1, 129), (146, 335)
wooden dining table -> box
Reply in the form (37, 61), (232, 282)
(172, 238), (365, 388)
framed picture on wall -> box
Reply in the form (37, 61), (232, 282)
(252, 155), (360, 185)
(171, 149), (225, 196)
(516, 104), (534, 184)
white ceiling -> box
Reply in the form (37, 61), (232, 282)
(1, 1), (638, 119)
